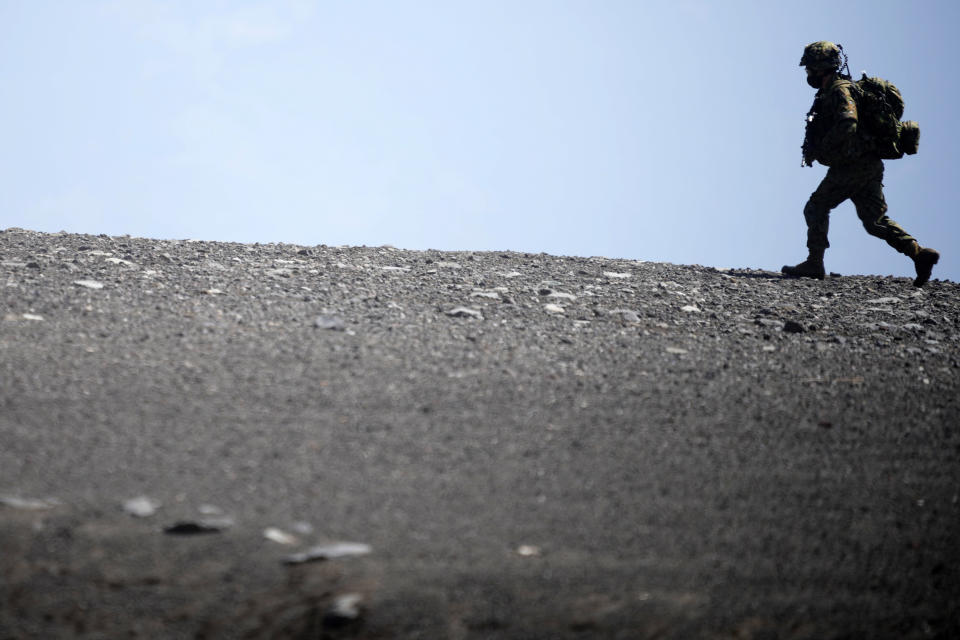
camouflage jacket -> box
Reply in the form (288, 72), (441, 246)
(802, 75), (864, 167)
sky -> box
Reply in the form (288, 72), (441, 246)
(2, 0), (958, 282)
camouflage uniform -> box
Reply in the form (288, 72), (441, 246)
(786, 41), (939, 286)
(802, 75), (916, 256)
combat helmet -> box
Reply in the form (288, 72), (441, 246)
(799, 41), (842, 72)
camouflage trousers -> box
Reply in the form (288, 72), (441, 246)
(804, 158), (915, 254)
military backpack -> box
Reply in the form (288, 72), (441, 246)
(852, 74), (920, 159)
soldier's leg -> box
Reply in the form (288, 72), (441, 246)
(851, 162), (939, 286)
(783, 168), (852, 279)
(849, 163), (916, 254)
(803, 167), (854, 253)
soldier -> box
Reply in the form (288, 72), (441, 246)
(783, 41), (940, 286)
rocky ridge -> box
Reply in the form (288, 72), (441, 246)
(1, 227), (958, 639)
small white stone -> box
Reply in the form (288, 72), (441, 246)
(282, 542), (372, 564)
(446, 307), (483, 320)
(263, 527), (299, 545)
(665, 347), (688, 355)
(516, 544), (542, 557)
(327, 593), (364, 621)
(73, 280), (105, 289)
(22, 313), (44, 321)
(0, 495), (62, 510)
(681, 305), (700, 313)
(603, 271), (631, 279)
(123, 496), (161, 518)
(543, 303), (565, 314)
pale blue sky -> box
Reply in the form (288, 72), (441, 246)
(3, 0), (957, 282)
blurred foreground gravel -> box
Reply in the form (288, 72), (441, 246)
(1, 227), (959, 639)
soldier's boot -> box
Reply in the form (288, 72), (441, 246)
(782, 250), (825, 280)
(904, 240), (940, 287)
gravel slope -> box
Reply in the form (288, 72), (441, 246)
(1, 227), (958, 639)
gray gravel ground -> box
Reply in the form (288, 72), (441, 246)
(1, 227), (958, 639)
